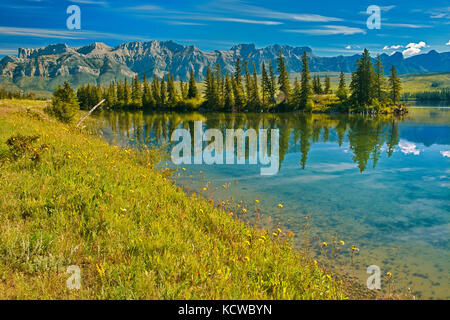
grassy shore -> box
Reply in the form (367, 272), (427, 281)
(0, 99), (347, 299)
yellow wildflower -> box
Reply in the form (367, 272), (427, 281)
(340, 240), (345, 246)
(278, 203), (283, 208)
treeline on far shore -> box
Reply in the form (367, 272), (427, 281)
(74, 49), (404, 115)
(402, 88), (450, 101)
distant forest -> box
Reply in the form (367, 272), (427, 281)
(74, 49), (404, 114)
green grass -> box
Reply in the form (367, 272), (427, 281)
(400, 72), (450, 93)
(0, 99), (347, 299)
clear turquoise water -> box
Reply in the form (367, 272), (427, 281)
(96, 106), (449, 299)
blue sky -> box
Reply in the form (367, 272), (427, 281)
(0, 0), (449, 57)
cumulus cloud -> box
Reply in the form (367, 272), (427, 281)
(440, 151), (450, 158)
(446, 40), (450, 46)
(402, 41), (427, 58)
(399, 141), (421, 155)
(383, 44), (404, 50)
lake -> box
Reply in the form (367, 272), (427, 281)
(95, 105), (449, 299)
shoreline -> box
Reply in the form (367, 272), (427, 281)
(0, 99), (351, 299)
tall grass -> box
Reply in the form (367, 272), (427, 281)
(0, 100), (346, 299)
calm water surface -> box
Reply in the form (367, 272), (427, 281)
(96, 106), (449, 299)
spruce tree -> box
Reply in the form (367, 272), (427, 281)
(336, 71), (348, 101)
(277, 50), (290, 103)
(187, 69), (199, 99)
(142, 75), (155, 110)
(233, 59), (245, 111)
(167, 73), (178, 107)
(350, 49), (375, 108)
(268, 60), (276, 106)
(300, 52), (312, 109)
(160, 77), (167, 106)
(261, 61), (269, 108)
(152, 75), (161, 107)
(123, 78), (131, 106)
(374, 55), (387, 101)
(116, 81), (124, 107)
(224, 73), (234, 111)
(251, 61), (260, 109)
(389, 65), (402, 105)
(131, 75), (142, 107)
(49, 81), (79, 123)
(324, 75), (331, 94)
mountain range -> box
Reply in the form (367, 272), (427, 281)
(1, 40), (449, 92)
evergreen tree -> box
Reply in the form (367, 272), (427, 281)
(106, 81), (117, 108)
(244, 60), (252, 104)
(350, 48), (376, 108)
(123, 78), (131, 106)
(116, 81), (124, 106)
(233, 59), (245, 111)
(316, 76), (323, 94)
(300, 52), (312, 109)
(268, 59), (276, 106)
(187, 69), (199, 99)
(261, 61), (269, 108)
(224, 73), (234, 111)
(336, 71), (348, 101)
(374, 55), (387, 101)
(251, 61), (260, 108)
(277, 50), (290, 103)
(292, 77), (302, 108)
(131, 75), (142, 107)
(167, 73), (178, 107)
(204, 67), (215, 107)
(152, 75), (161, 107)
(180, 80), (188, 100)
(215, 64), (224, 108)
(389, 65), (402, 105)
(49, 81), (79, 123)
(324, 75), (331, 94)
(160, 77), (167, 106)
(142, 75), (156, 110)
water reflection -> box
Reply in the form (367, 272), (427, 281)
(100, 111), (410, 173)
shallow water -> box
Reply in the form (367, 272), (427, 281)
(96, 106), (449, 299)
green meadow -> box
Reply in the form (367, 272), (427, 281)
(0, 99), (349, 299)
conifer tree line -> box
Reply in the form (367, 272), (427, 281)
(74, 48), (402, 113)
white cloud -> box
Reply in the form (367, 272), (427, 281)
(382, 23), (430, 28)
(69, 0), (108, 5)
(383, 44), (404, 50)
(446, 40), (450, 46)
(210, 2), (343, 22)
(440, 151), (450, 158)
(0, 26), (151, 41)
(345, 45), (352, 49)
(285, 25), (366, 36)
(399, 141), (421, 155)
(209, 17), (282, 25)
(402, 41), (427, 58)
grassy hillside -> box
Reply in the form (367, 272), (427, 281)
(400, 72), (450, 93)
(0, 99), (347, 299)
